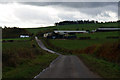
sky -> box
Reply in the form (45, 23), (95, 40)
(0, 1), (119, 28)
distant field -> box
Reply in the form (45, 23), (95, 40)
(51, 23), (118, 30)
(76, 31), (119, 39)
(26, 28), (42, 34)
(26, 23), (118, 34)
(26, 26), (55, 35)
(49, 39), (118, 50)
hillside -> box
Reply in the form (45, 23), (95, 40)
(2, 27), (31, 39)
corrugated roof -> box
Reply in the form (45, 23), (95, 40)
(97, 28), (120, 30)
(54, 30), (87, 33)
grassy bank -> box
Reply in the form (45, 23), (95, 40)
(3, 54), (58, 79)
(2, 39), (58, 79)
(79, 54), (120, 78)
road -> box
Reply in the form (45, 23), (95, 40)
(34, 37), (100, 79)
(35, 37), (61, 55)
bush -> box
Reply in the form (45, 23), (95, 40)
(32, 44), (36, 48)
(7, 40), (14, 42)
(79, 37), (91, 40)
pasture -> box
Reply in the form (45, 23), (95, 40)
(26, 23), (118, 35)
(76, 31), (119, 39)
(49, 38), (118, 50)
(2, 37), (31, 41)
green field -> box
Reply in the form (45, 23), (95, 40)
(49, 39), (118, 50)
(3, 54), (58, 79)
(51, 23), (118, 30)
(26, 23), (118, 35)
(76, 31), (119, 39)
(26, 28), (42, 34)
(2, 37), (31, 41)
(2, 39), (58, 79)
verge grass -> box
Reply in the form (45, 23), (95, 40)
(2, 39), (58, 79)
(79, 54), (120, 78)
(3, 54), (58, 79)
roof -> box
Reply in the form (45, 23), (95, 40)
(97, 28), (120, 30)
(54, 30), (87, 33)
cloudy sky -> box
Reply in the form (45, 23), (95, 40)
(0, 1), (119, 28)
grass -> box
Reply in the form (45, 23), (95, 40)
(3, 54), (58, 79)
(26, 28), (42, 34)
(3, 40), (33, 49)
(76, 31), (120, 39)
(2, 37), (31, 41)
(79, 54), (120, 78)
(52, 23), (118, 30)
(44, 23), (118, 31)
(49, 39), (118, 50)
(26, 23), (118, 35)
(2, 38), (58, 79)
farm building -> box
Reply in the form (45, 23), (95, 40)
(43, 30), (88, 39)
(20, 35), (29, 38)
(43, 32), (52, 38)
(54, 30), (88, 34)
(96, 28), (120, 32)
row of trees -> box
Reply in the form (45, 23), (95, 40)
(55, 20), (120, 26)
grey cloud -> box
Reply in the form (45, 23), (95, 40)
(0, 1), (118, 28)
(21, 2), (118, 9)
(20, 2), (118, 16)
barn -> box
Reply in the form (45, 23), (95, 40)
(54, 30), (88, 34)
(96, 28), (120, 32)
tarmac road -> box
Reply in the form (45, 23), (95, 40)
(34, 37), (100, 79)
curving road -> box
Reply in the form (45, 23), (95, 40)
(34, 37), (100, 79)
(35, 37), (61, 55)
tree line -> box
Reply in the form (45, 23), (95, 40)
(2, 27), (32, 38)
(55, 20), (120, 26)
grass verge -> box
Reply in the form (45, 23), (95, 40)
(79, 54), (120, 78)
(2, 39), (58, 79)
(2, 54), (58, 79)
